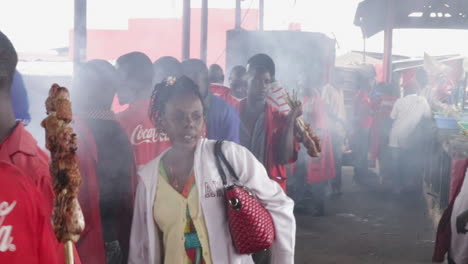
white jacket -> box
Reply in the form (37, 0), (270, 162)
(128, 139), (296, 264)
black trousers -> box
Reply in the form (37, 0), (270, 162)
(353, 128), (370, 179)
(448, 255), (457, 264)
(252, 249), (271, 264)
(390, 146), (424, 190)
(287, 149), (326, 213)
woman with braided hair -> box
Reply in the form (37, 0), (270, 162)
(129, 76), (296, 264)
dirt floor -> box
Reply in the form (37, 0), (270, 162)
(294, 167), (435, 264)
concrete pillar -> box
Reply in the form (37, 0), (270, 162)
(182, 0), (191, 60)
(200, 0), (208, 62)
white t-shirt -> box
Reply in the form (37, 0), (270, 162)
(388, 94), (431, 148)
(451, 170), (468, 264)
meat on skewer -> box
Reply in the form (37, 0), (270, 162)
(42, 84), (84, 247)
(284, 90), (322, 158)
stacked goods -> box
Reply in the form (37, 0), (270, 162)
(285, 90), (321, 157)
(41, 84), (85, 263)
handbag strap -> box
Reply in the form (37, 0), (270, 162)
(214, 140), (239, 186)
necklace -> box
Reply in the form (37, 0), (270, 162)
(166, 163), (193, 191)
(163, 150), (195, 191)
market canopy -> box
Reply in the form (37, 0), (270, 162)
(354, 0), (468, 38)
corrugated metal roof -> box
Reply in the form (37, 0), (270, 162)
(355, 0), (468, 38)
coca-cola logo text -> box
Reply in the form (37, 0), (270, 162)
(130, 125), (169, 146)
(0, 201), (17, 252)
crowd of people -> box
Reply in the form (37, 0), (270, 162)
(1, 27), (468, 264)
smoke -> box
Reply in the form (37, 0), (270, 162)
(22, 73), (72, 149)
(5, 1), (468, 263)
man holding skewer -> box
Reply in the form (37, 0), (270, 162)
(0, 31), (81, 264)
(0, 162), (60, 264)
(237, 54), (301, 264)
(238, 54), (302, 192)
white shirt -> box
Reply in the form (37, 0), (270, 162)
(128, 138), (296, 264)
(389, 94), (431, 148)
(321, 83), (346, 122)
(451, 170), (468, 264)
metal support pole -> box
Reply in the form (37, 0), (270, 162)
(259, 0), (264, 31)
(382, 0), (394, 83)
(182, 0), (191, 60)
(200, 0), (208, 63)
(235, 0), (241, 29)
(73, 0), (87, 76)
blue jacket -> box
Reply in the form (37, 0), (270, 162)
(206, 94), (240, 143)
(11, 71), (31, 126)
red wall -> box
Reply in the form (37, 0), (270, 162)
(70, 8), (259, 68)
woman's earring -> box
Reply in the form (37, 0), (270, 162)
(157, 119), (169, 139)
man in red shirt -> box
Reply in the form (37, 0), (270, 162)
(0, 30), (81, 264)
(209, 63), (224, 84)
(0, 162), (60, 264)
(239, 54), (300, 264)
(209, 63), (240, 108)
(210, 82), (240, 108)
(116, 52), (171, 167)
(238, 55), (300, 192)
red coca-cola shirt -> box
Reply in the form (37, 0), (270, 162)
(0, 123), (54, 214)
(117, 99), (171, 167)
(0, 122), (81, 264)
(0, 161), (59, 264)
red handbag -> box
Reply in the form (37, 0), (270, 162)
(214, 140), (275, 254)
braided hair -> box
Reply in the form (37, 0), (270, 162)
(149, 75), (205, 130)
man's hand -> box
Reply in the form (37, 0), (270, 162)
(456, 209), (468, 234)
(287, 102), (303, 121)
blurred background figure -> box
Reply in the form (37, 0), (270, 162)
(388, 78), (432, 193)
(322, 69), (347, 195)
(370, 82), (399, 184)
(229, 65), (248, 99)
(208, 63), (224, 85)
(153, 56), (182, 85)
(115, 52), (153, 107)
(291, 72), (336, 216)
(209, 63), (239, 107)
(116, 52), (171, 168)
(73, 60), (135, 264)
(352, 66), (376, 183)
(182, 59), (240, 143)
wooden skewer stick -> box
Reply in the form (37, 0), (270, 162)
(65, 241), (74, 264)
(284, 90), (321, 157)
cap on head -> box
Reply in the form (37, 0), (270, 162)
(0, 31), (18, 94)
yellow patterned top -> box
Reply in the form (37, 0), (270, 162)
(153, 163), (212, 264)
